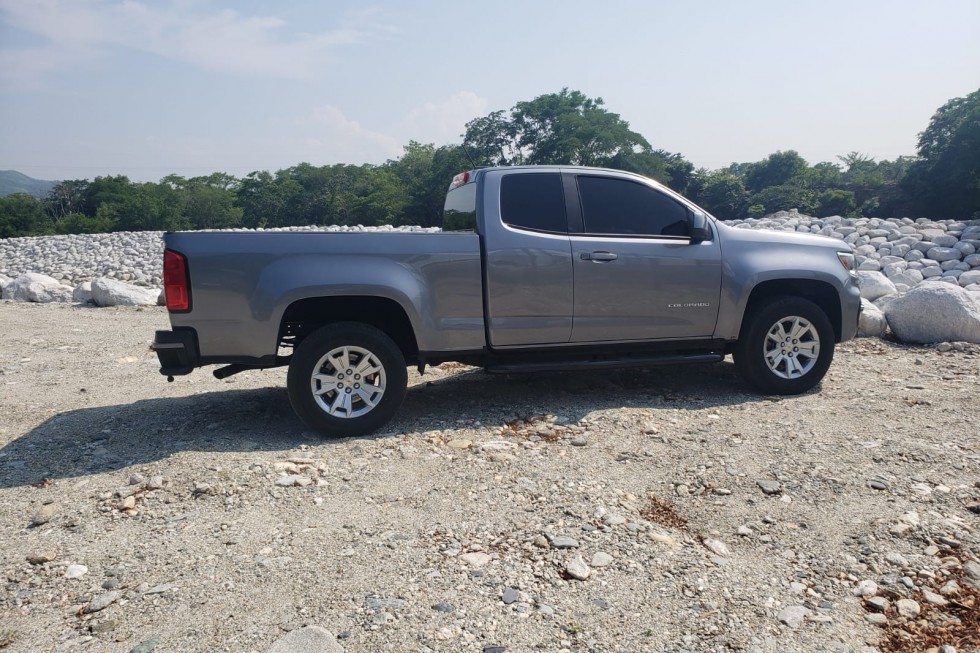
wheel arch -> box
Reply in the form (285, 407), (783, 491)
(279, 296), (419, 362)
(740, 280), (843, 342)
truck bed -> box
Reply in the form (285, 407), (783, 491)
(164, 231), (485, 362)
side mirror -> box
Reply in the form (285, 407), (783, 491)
(690, 211), (711, 243)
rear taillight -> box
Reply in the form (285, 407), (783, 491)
(163, 249), (190, 312)
(451, 171), (470, 188)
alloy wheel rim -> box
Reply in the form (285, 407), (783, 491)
(310, 346), (386, 418)
(763, 315), (820, 379)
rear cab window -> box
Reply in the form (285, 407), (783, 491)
(500, 172), (567, 233)
(443, 179), (477, 231)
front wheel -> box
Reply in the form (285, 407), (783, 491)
(732, 296), (835, 395)
(287, 322), (408, 437)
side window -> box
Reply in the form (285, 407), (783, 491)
(577, 176), (691, 237)
(500, 173), (566, 233)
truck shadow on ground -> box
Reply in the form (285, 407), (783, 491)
(0, 360), (776, 489)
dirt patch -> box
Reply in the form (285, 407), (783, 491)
(1, 302), (978, 653)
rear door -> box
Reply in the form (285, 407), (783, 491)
(481, 169), (574, 346)
(568, 173), (722, 342)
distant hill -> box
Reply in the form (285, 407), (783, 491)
(0, 170), (57, 198)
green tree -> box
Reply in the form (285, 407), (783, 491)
(460, 110), (518, 166)
(690, 170), (749, 219)
(0, 193), (51, 237)
(80, 175), (135, 217)
(56, 211), (116, 234)
(237, 170), (302, 228)
(751, 183), (817, 215)
(815, 189), (857, 217)
(744, 151), (809, 194)
(463, 89), (660, 169)
(111, 182), (184, 231)
(385, 142), (473, 227)
(901, 88), (980, 218)
(164, 174), (243, 229)
(805, 161), (844, 191)
(44, 179), (89, 223)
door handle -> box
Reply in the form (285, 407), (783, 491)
(581, 251), (618, 261)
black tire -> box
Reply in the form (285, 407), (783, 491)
(732, 296), (835, 395)
(287, 322), (407, 437)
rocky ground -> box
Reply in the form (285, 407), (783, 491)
(1, 302), (978, 653)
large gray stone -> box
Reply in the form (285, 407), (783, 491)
(883, 282), (980, 344)
(889, 270), (924, 288)
(927, 247), (962, 262)
(857, 271), (897, 301)
(4, 273), (74, 303)
(857, 299), (888, 338)
(929, 235), (959, 247)
(72, 281), (94, 304)
(959, 270), (980, 287)
(91, 277), (161, 306)
(265, 626), (344, 653)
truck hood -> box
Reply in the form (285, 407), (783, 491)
(715, 221), (847, 251)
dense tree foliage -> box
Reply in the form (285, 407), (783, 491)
(901, 89), (980, 219)
(1, 88), (977, 238)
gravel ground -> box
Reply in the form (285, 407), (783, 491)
(1, 303), (978, 653)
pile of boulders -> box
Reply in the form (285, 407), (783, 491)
(1, 217), (978, 341)
(0, 272), (162, 307)
(731, 212), (980, 290)
(731, 212), (979, 344)
(857, 273), (980, 344)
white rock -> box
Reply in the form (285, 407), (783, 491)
(890, 270), (924, 287)
(857, 299), (888, 338)
(857, 271), (897, 301)
(884, 282), (980, 344)
(959, 269), (980, 287)
(853, 580), (878, 597)
(91, 277), (161, 306)
(922, 589), (948, 606)
(459, 552), (492, 567)
(777, 605), (810, 628)
(565, 555), (591, 580)
(4, 273), (74, 303)
(476, 440), (517, 452)
(703, 538), (730, 558)
(895, 598), (921, 618)
(72, 281), (94, 304)
(64, 564), (88, 579)
(928, 247), (962, 262)
(266, 626), (344, 653)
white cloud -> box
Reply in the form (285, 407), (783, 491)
(404, 91), (489, 145)
(0, 0), (382, 82)
(300, 105), (402, 162)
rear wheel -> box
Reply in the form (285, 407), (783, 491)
(732, 296), (835, 395)
(287, 322), (407, 437)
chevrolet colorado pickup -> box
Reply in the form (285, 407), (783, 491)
(153, 166), (861, 436)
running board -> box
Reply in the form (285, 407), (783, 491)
(484, 352), (724, 374)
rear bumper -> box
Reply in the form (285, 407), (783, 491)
(152, 328), (200, 376)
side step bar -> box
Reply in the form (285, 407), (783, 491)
(485, 352), (724, 374)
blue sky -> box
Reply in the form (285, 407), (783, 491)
(1, 0), (978, 183)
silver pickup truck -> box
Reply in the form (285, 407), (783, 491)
(153, 166), (861, 436)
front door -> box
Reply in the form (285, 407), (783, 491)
(568, 174), (722, 342)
